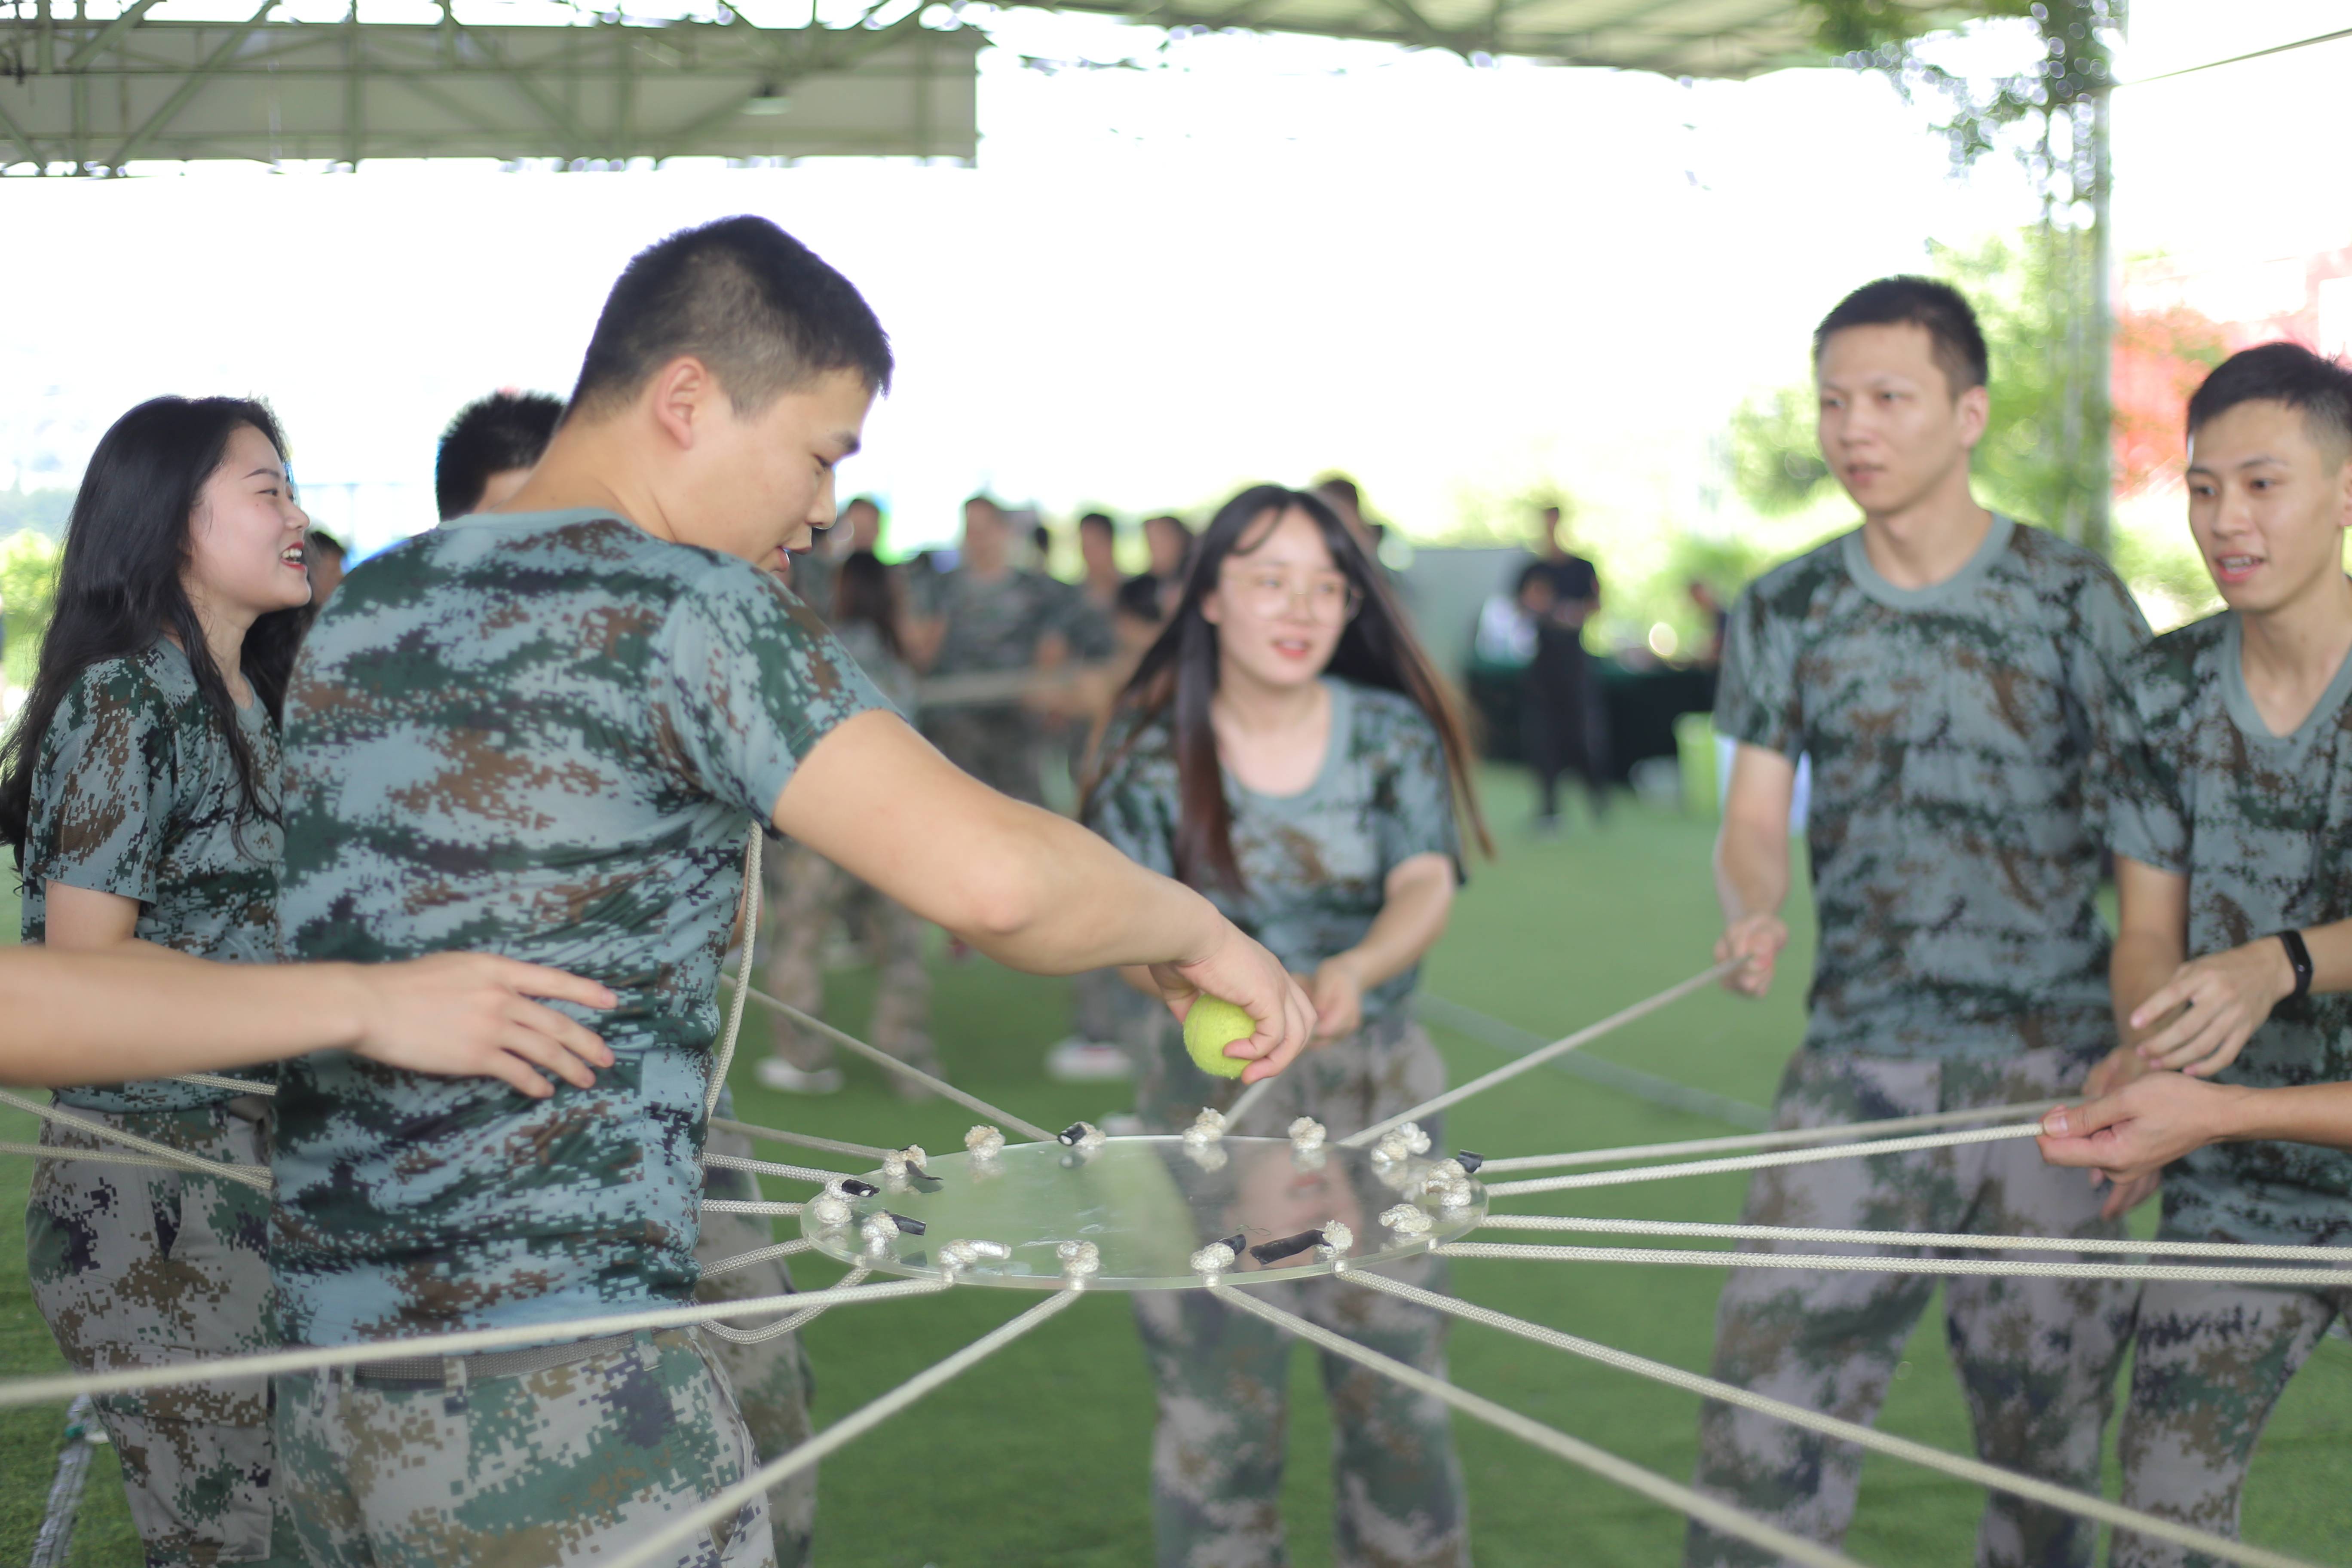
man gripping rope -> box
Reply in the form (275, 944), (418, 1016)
(1688, 276), (2151, 1568)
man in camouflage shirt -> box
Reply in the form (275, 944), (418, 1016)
(1691, 278), (2150, 1568)
(2045, 343), (2352, 1568)
(909, 493), (1077, 805)
(273, 216), (1316, 1568)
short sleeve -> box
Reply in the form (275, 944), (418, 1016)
(1082, 718), (1179, 880)
(1714, 581), (1802, 759)
(650, 563), (891, 822)
(2060, 560), (2153, 825)
(2104, 650), (2190, 876)
(1375, 709), (1464, 882)
(28, 663), (178, 906)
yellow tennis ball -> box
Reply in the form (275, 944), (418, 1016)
(1182, 996), (1256, 1079)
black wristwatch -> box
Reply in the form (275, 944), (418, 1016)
(2274, 929), (2314, 1001)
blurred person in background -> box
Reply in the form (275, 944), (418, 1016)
(1077, 510), (1124, 617)
(433, 389), (565, 522)
(909, 494), (1070, 808)
(1084, 482), (1490, 1568)
(1517, 504), (1610, 831)
(307, 527), (349, 602)
(790, 493), (882, 617)
(1143, 512), (1195, 613)
(760, 549), (939, 1096)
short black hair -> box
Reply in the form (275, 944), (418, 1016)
(435, 392), (564, 521)
(1078, 511), (1115, 536)
(1114, 573), (1163, 620)
(1813, 276), (1988, 398)
(2187, 341), (2352, 459)
(569, 216), (892, 420)
(306, 527), (347, 560)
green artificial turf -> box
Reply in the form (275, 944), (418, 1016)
(2, 776), (2345, 1565)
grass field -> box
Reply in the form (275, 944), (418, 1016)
(2, 772), (2346, 1565)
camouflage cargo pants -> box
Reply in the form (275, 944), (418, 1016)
(1685, 1048), (2137, 1568)
(2110, 1271), (2352, 1568)
(1135, 1011), (1471, 1568)
(696, 1117), (818, 1566)
(922, 706), (1043, 806)
(25, 1099), (284, 1566)
(274, 1326), (771, 1568)
(760, 839), (936, 1084)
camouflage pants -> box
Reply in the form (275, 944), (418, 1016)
(2110, 1271), (2352, 1568)
(760, 839), (936, 1083)
(274, 1326), (771, 1568)
(1686, 1048), (2136, 1568)
(1135, 1011), (1471, 1568)
(696, 1121), (818, 1566)
(25, 1099), (284, 1567)
(922, 706), (1043, 806)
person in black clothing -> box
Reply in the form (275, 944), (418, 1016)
(1517, 505), (1610, 830)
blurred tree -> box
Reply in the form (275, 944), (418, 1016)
(1, 530), (61, 694)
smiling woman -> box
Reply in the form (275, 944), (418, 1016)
(0, 394), (315, 1565)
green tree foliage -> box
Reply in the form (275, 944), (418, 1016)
(1, 531), (61, 693)
(1727, 387), (1832, 517)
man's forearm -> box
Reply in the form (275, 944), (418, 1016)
(958, 809), (1225, 977)
(1714, 817), (1788, 927)
(2110, 930), (2184, 1048)
(2225, 1081), (2352, 1152)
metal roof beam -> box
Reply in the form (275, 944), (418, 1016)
(110, 0), (279, 167)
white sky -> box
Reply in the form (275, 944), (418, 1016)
(3, 0), (2346, 558)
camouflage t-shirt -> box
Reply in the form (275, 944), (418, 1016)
(1716, 516), (2150, 1060)
(928, 567), (1076, 679)
(21, 640), (280, 1112)
(273, 508), (888, 1345)
(1086, 677), (1460, 1022)
(2107, 612), (2352, 1246)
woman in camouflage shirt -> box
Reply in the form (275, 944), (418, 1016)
(0, 396), (316, 1566)
(1084, 484), (1490, 1568)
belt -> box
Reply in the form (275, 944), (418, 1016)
(346, 1329), (682, 1390)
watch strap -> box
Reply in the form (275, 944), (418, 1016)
(2275, 929), (2315, 1001)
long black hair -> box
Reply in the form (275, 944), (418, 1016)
(1083, 484), (1490, 891)
(0, 396), (308, 868)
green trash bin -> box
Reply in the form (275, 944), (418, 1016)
(1675, 710), (1718, 818)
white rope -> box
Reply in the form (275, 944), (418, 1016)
(707, 830), (765, 1117)
(1440, 1241), (2352, 1289)
(1339, 959), (1741, 1149)
(1345, 1271), (2321, 1568)
(1477, 1100), (2065, 1174)
(603, 1289), (1083, 1568)
(0, 1277), (952, 1411)
(1206, 1281), (1859, 1568)
(702, 1199), (805, 1217)
(1482, 1122), (2047, 1197)
(168, 1072), (276, 1096)
(1223, 1075), (1276, 1130)
(723, 977), (1057, 1142)
(698, 1239), (816, 1279)
(702, 1150), (858, 1185)
(0, 1089), (275, 1191)
(1477, 1214), (2352, 1264)
(703, 1265), (876, 1346)
(709, 1115), (890, 1163)
(0, 1139), (244, 1179)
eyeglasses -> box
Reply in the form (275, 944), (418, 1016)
(1222, 567), (1361, 626)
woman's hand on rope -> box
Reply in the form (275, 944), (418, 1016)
(345, 955), (617, 1099)
(2129, 939), (2297, 1078)
(2040, 1072), (2253, 1219)
(1714, 914), (1788, 998)
(1151, 929), (1317, 1083)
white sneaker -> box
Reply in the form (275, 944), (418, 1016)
(755, 1057), (844, 1095)
(1044, 1038), (1136, 1083)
